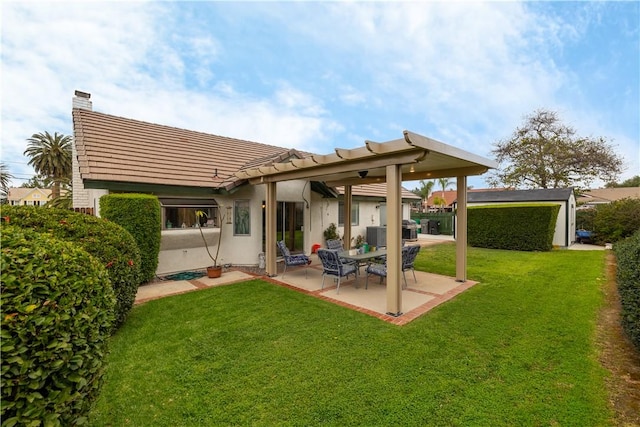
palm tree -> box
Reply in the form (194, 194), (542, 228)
(414, 179), (434, 212)
(436, 178), (456, 212)
(24, 131), (72, 199)
(0, 162), (13, 203)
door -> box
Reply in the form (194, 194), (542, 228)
(263, 201), (305, 253)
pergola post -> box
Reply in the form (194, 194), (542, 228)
(386, 164), (403, 316)
(343, 185), (352, 249)
(265, 182), (277, 276)
(455, 176), (467, 282)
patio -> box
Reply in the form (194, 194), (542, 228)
(136, 236), (477, 326)
(265, 256), (478, 325)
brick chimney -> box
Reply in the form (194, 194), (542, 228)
(72, 90), (92, 110)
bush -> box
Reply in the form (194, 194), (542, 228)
(468, 204), (560, 251)
(0, 206), (142, 330)
(100, 194), (161, 283)
(614, 231), (640, 351)
(1, 225), (115, 426)
(593, 198), (640, 244)
(323, 223), (340, 242)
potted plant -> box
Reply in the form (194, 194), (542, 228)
(195, 209), (225, 278)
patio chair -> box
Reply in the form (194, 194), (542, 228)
(326, 239), (344, 250)
(276, 240), (311, 278)
(364, 245), (421, 290)
(317, 249), (358, 294)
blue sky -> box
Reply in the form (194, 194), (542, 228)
(2, 1), (638, 191)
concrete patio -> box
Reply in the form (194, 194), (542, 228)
(136, 234), (477, 325)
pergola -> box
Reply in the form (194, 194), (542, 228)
(237, 130), (497, 316)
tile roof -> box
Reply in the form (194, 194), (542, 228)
(577, 187), (640, 203)
(73, 109), (295, 191)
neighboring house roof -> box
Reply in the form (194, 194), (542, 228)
(426, 190), (457, 207)
(6, 187), (51, 202)
(73, 109), (297, 192)
(576, 187), (640, 204)
(464, 188), (575, 203)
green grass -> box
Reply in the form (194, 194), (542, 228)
(90, 244), (612, 426)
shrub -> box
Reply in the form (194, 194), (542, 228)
(1, 225), (115, 426)
(593, 198), (640, 244)
(323, 223), (340, 242)
(100, 194), (161, 283)
(614, 231), (640, 351)
(468, 204), (560, 251)
(0, 206), (142, 330)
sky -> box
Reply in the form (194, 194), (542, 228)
(2, 1), (639, 191)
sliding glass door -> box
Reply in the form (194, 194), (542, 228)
(263, 201), (305, 253)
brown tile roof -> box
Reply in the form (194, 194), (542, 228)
(73, 108), (417, 202)
(577, 187), (640, 203)
(73, 109), (295, 191)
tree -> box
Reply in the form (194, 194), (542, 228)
(606, 175), (640, 188)
(412, 179), (435, 212)
(20, 174), (51, 189)
(0, 163), (13, 204)
(434, 178), (455, 211)
(487, 109), (623, 189)
(23, 131), (72, 199)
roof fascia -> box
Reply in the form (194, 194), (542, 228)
(83, 180), (222, 196)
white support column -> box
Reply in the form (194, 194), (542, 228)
(386, 164), (403, 316)
(456, 176), (467, 282)
(265, 182), (277, 277)
(343, 185), (352, 249)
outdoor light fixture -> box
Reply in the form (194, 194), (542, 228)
(226, 206), (232, 224)
(358, 170), (368, 178)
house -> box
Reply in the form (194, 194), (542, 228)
(453, 188), (577, 247)
(6, 187), (52, 206)
(71, 91), (498, 315)
(576, 187), (640, 208)
(71, 91), (420, 275)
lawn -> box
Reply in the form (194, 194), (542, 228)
(90, 244), (612, 426)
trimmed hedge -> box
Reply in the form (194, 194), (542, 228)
(1, 225), (115, 426)
(0, 206), (142, 330)
(614, 231), (640, 351)
(468, 203), (560, 251)
(100, 194), (161, 283)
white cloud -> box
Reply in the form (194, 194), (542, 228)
(1, 1), (636, 189)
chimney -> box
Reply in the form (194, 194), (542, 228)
(73, 90), (92, 110)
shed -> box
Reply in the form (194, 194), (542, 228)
(454, 188), (576, 247)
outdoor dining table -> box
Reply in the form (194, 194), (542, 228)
(339, 249), (387, 269)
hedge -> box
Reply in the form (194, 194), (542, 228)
(614, 231), (640, 351)
(100, 194), (161, 283)
(1, 225), (115, 426)
(468, 203), (560, 251)
(0, 206), (142, 330)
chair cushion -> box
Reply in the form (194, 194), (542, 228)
(366, 263), (387, 277)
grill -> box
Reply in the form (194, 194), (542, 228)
(402, 219), (418, 241)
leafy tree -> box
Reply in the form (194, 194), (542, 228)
(0, 162), (13, 203)
(20, 174), (51, 189)
(23, 131), (72, 199)
(606, 175), (640, 188)
(488, 109), (623, 189)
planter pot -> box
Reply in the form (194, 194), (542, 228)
(206, 266), (222, 278)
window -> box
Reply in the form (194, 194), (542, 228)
(338, 202), (359, 226)
(160, 198), (220, 230)
(234, 200), (250, 235)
